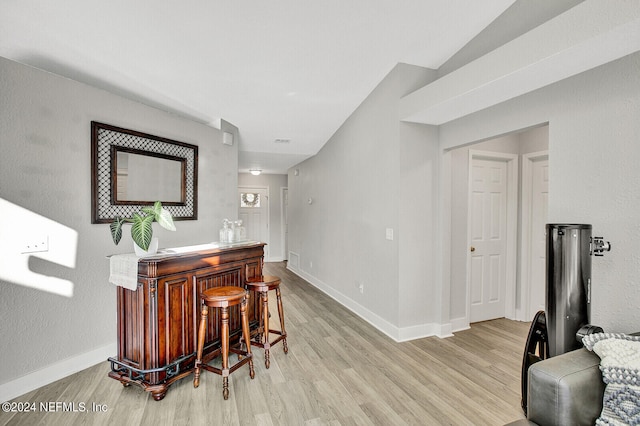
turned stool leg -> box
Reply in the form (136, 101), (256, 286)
(240, 296), (255, 379)
(193, 305), (209, 388)
(261, 290), (271, 368)
(220, 306), (230, 400)
(275, 287), (289, 354)
(238, 290), (249, 358)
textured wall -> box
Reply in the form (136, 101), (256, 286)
(441, 52), (640, 333)
(287, 63), (438, 338)
(0, 57), (238, 388)
(288, 52), (640, 339)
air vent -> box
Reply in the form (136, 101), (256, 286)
(274, 138), (291, 144)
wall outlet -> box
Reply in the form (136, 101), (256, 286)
(309, 260), (313, 269)
(22, 235), (49, 254)
(359, 283), (364, 294)
(385, 228), (394, 240)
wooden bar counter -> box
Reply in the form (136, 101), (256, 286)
(108, 241), (265, 400)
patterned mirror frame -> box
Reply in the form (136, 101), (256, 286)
(91, 121), (198, 223)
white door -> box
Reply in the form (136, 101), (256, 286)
(469, 158), (509, 322)
(528, 157), (549, 316)
(239, 187), (268, 256)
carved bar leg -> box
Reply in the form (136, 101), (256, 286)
(262, 291), (271, 369)
(151, 389), (167, 401)
(193, 305), (209, 388)
(240, 297), (255, 379)
(221, 305), (230, 400)
(276, 287), (289, 354)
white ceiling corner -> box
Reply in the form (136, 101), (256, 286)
(399, 0), (640, 126)
(0, 0), (518, 173)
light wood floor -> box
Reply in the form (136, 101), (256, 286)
(1, 262), (530, 425)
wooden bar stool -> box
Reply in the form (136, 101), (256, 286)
(193, 286), (255, 400)
(245, 275), (289, 368)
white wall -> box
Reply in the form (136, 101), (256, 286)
(399, 122), (440, 334)
(287, 63), (439, 340)
(237, 173), (288, 261)
(288, 44), (640, 340)
(441, 52), (640, 333)
(0, 57), (238, 400)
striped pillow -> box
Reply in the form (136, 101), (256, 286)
(583, 332), (640, 425)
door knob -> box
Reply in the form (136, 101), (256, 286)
(470, 246), (475, 252)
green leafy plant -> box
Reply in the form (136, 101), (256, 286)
(110, 201), (176, 250)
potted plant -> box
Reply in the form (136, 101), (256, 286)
(110, 201), (176, 253)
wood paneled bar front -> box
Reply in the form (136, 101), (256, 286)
(108, 242), (265, 401)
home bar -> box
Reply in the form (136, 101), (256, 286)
(108, 241), (266, 401)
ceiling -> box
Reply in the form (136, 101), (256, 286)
(400, 1), (640, 126)
(0, 0), (517, 174)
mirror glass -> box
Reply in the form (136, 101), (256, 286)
(115, 151), (184, 203)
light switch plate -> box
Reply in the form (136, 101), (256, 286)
(385, 228), (394, 241)
(22, 235), (49, 254)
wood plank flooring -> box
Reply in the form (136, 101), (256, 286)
(1, 262), (530, 425)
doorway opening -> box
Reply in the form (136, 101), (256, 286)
(238, 186), (269, 259)
(447, 124), (549, 331)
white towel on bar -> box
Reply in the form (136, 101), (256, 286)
(109, 253), (139, 291)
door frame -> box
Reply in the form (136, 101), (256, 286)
(466, 150), (519, 323)
(281, 187), (288, 261)
(238, 185), (270, 259)
(518, 150), (549, 321)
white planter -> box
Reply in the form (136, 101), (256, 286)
(134, 237), (159, 257)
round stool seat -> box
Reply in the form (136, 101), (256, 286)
(245, 275), (281, 292)
(201, 286), (246, 307)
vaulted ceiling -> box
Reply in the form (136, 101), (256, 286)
(0, 0), (517, 173)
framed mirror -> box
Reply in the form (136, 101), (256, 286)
(91, 121), (198, 223)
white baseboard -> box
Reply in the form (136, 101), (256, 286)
(396, 322), (438, 342)
(450, 316), (471, 333)
(266, 256), (284, 262)
(0, 342), (116, 402)
(433, 322), (454, 338)
(286, 265), (450, 342)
